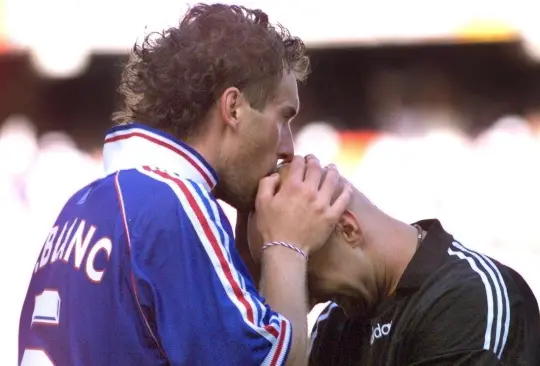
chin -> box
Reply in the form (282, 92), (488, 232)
(214, 182), (257, 211)
(226, 193), (256, 211)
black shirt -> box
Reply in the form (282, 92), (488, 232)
(309, 219), (540, 365)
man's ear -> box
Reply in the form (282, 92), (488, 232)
(219, 87), (246, 129)
(335, 209), (363, 248)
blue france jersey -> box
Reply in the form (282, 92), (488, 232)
(19, 123), (292, 366)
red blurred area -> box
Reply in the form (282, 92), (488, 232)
(334, 131), (381, 177)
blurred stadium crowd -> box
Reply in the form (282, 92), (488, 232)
(3, 112), (539, 310)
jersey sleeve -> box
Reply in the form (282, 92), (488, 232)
(308, 303), (346, 366)
(405, 267), (512, 365)
(120, 171), (292, 365)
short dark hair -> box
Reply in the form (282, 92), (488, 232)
(113, 3), (310, 139)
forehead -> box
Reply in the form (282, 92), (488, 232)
(269, 71), (299, 112)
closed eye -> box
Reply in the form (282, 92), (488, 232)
(283, 106), (298, 121)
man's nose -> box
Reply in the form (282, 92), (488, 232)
(277, 125), (294, 163)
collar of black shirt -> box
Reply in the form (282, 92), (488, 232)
(365, 219), (454, 319)
(394, 219), (454, 296)
(370, 219), (454, 318)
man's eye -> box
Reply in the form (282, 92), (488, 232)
(283, 113), (295, 121)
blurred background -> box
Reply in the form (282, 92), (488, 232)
(3, 0), (540, 363)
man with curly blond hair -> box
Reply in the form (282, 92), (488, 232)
(19, 3), (353, 366)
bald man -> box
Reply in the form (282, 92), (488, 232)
(243, 165), (540, 366)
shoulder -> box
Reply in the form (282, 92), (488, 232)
(309, 302), (371, 365)
(310, 302), (346, 350)
(116, 166), (216, 212)
(309, 303), (343, 365)
(407, 240), (525, 330)
(422, 241), (522, 306)
(408, 241), (526, 352)
(114, 167), (222, 236)
(404, 242), (540, 363)
(312, 302), (342, 328)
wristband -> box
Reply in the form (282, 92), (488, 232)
(261, 241), (308, 260)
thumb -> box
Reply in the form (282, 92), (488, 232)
(255, 173), (280, 207)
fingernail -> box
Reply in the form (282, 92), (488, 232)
(327, 163), (337, 169)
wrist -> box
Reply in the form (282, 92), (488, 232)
(261, 245), (308, 268)
(262, 241), (308, 260)
(261, 235), (310, 253)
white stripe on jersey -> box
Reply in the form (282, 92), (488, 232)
(140, 167), (291, 365)
(448, 241), (510, 358)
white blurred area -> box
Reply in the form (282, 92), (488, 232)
(296, 118), (540, 331)
(1, 116), (103, 363)
(3, 115), (540, 357)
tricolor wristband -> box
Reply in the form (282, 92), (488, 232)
(261, 241), (308, 260)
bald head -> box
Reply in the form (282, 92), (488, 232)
(320, 166), (348, 205)
(248, 162), (374, 263)
(275, 162), (361, 207)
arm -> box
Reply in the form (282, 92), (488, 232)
(129, 178), (302, 365)
(237, 211), (311, 366)
(259, 247), (308, 366)
(249, 156), (352, 366)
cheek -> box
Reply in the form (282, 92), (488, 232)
(234, 117), (281, 185)
(308, 261), (337, 295)
(260, 116), (281, 147)
(254, 120), (281, 163)
(308, 274), (337, 303)
(239, 122), (274, 158)
(309, 249), (347, 293)
(249, 116), (278, 145)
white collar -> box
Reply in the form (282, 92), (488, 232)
(102, 123), (218, 192)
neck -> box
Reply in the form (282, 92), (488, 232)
(373, 216), (419, 299)
(188, 128), (223, 176)
(190, 128), (234, 202)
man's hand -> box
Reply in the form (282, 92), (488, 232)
(253, 155), (352, 259)
(250, 155), (351, 366)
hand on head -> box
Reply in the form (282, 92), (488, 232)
(249, 155), (352, 263)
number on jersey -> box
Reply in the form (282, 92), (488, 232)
(31, 289), (61, 326)
(21, 349), (54, 366)
(21, 290), (61, 365)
